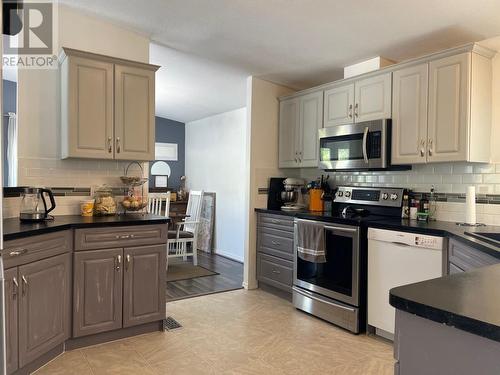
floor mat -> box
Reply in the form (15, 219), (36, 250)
(166, 261), (218, 282)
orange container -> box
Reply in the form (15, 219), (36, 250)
(309, 189), (324, 212)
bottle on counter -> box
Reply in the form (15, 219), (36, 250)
(402, 193), (410, 219)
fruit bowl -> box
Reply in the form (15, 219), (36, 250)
(120, 196), (148, 211)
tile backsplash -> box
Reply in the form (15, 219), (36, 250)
(298, 162), (500, 195)
(18, 157), (148, 188)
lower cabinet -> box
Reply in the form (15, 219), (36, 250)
(123, 245), (166, 327)
(5, 253), (71, 374)
(448, 238), (500, 274)
(4, 268), (19, 375)
(73, 244), (166, 338)
(73, 248), (123, 337)
(256, 213), (295, 295)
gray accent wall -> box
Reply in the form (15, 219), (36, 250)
(3, 80), (17, 186)
(151, 116), (185, 190)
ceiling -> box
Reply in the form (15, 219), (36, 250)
(60, 0), (500, 122)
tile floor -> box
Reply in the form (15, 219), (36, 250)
(34, 289), (394, 374)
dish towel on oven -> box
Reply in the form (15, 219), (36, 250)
(297, 220), (326, 263)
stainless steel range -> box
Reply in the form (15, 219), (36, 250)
(292, 186), (405, 333)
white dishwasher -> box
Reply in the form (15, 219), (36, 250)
(367, 227), (445, 338)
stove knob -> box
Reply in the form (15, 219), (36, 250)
(382, 193), (389, 200)
(337, 191), (343, 197)
(344, 191), (351, 198)
(390, 193), (398, 200)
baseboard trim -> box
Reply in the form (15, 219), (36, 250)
(13, 343), (64, 375)
(213, 249), (244, 263)
(65, 321), (163, 350)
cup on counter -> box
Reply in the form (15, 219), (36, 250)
(80, 199), (95, 217)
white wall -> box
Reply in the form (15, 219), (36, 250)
(185, 107), (247, 262)
(17, 5), (150, 187)
(243, 77), (294, 289)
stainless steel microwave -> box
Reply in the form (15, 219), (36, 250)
(318, 119), (390, 170)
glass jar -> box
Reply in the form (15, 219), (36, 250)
(93, 185), (117, 216)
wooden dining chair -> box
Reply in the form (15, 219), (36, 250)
(147, 192), (171, 217)
(167, 190), (204, 266)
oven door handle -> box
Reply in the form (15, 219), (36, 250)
(362, 126), (369, 164)
(324, 225), (358, 233)
(292, 287), (356, 312)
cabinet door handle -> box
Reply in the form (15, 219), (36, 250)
(21, 276), (28, 297)
(271, 240), (281, 246)
(354, 103), (359, 117)
(9, 248), (28, 257)
(428, 139), (433, 156)
(116, 137), (121, 153)
(107, 136), (113, 153)
(125, 254), (131, 271)
(419, 139), (426, 157)
(272, 269), (281, 275)
(12, 277), (18, 299)
(348, 104), (353, 118)
(271, 219), (280, 224)
(116, 255), (122, 271)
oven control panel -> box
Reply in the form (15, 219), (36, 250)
(334, 186), (404, 207)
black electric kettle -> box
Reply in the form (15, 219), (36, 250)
(19, 187), (56, 222)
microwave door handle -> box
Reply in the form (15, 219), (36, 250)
(362, 127), (369, 164)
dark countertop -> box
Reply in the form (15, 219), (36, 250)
(3, 214), (170, 241)
(390, 263), (500, 342)
(255, 208), (500, 259)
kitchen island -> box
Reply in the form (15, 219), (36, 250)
(390, 264), (500, 375)
(2, 214), (169, 375)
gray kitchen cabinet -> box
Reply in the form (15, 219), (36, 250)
(279, 91), (322, 168)
(256, 213), (295, 294)
(391, 63), (429, 165)
(4, 268), (18, 375)
(448, 238), (499, 273)
(18, 253), (71, 368)
(61, 54), (114, 159)
(114, 64), (156, 161)
(257, 253), (294, 292)
(73, 248), (123, 337)
(123, 245), (166, 327)
(60, 47), (159, 161)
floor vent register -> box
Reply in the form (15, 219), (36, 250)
(164, 316), (183, 331)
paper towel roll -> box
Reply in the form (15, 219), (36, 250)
(465, 186), (476, 225)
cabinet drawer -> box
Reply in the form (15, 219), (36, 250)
(257, 253), (293, 292)
(75, 224), (167, 251)
(258, 213), (294, 232)
(448, 239), (499, 271)
(258, 227), (294, 261)
(2, 231), (72, 269)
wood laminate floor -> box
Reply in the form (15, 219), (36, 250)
(34, 289), (394, 375)
(166, 251), (243, 302)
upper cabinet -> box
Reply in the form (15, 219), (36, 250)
(114, 64), (156, 160)
(392, 50), (493, 165)
(391, 63), (429, 164)
(279, 91), (323, 168)
(354, 73), (392, 122)
(279, 43), (495, 169)
(60, 48), (159, 161)
(323, 83), (354, 126)
(323, 72), (392, 127)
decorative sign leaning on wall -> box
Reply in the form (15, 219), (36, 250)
(197, 193), (216, 253)
(155, 142), (178, 161)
